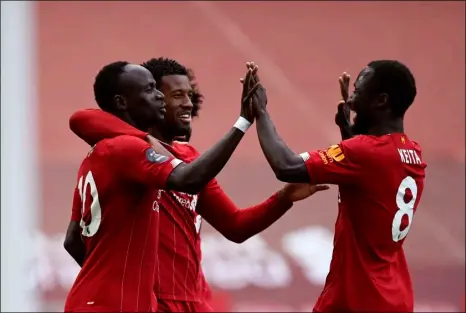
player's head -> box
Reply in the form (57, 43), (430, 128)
(347, 60), (417, 135)
(93, 61), (166, 131)
(142, 57), (203, 139)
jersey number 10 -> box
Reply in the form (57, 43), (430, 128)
(77, 171), (102, 237)
(392, 176), (418, 243)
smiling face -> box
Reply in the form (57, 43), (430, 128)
(158, 74), (194, 138)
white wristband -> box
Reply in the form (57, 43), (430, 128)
(233, 116), (252, 133)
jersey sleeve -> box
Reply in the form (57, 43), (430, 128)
(106, 135), (184, 188)
(197, 179), (293, 242)
(69, 108), (148, 146)
(299, 140), (364, 185)
(70, 187), (82, 222)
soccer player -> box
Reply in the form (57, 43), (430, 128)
(248, 60), (427, 312)
(64, 60), (261, 312)
(68, 58), (329, 312)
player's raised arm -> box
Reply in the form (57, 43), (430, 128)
(197, 180), (328, 243)
(163, 66), (261, 194)
(249, 80), (310, 183)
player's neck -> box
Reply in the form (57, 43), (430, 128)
(148, 127), (174, 146)
(368, 117), (404, 136)
(114, 111), (145, 132)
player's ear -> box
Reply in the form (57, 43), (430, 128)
(376, 93), (389, 109)
(114, 95), (127, 111)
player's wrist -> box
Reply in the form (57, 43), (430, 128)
(254, 107), (268, 119)
(277, 188), (294, 205)
(233, 116), (252, 133)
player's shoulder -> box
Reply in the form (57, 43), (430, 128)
(338, 135), (392, 164)
(341, 134), (400, 152)
(173, 141), (200, 159)
(338, 135), (374, 155)
(103, 135), (149, 154)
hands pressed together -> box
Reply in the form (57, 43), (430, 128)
(238, 61), (336, 203)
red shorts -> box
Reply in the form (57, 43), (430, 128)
(157, 299), (213, 312)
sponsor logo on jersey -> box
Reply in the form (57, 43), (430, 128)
(145, 148), (169, 163)
(326, 145), (345, 162)
(318, 151), (329, 164)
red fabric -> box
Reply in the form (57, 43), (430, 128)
(69, 109), (147, 145)
(65, 135), (179, 312)
(69, 108), (295, 304)
(301, 134), (427, 312)
(157, 299), (213, 312)
(198, 180), (292, 244)
(155, 142), (293, 302)
(70, 187), (82, 222)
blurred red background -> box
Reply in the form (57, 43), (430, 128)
(36, 1), (464, 311)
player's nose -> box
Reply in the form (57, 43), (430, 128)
(155, 89), (164, 101)
(181, 97), (193, 110)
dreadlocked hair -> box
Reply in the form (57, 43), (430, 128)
(93, 61), (129, 111)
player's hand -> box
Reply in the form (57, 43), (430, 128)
(279, 183), (330, 203)
(240, 63), (268, 117)
(335, 72), (353, 139)
(339, 72), (350, 103)
(240, 62), (260, 122)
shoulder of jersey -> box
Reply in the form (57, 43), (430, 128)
(338, 135), (377, 162)
(173, 141), (200, 158)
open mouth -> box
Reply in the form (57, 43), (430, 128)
(178, 112), (192, 124)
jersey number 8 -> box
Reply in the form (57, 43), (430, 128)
(77, 171), (102, 237)
(392, 176), (417, 243)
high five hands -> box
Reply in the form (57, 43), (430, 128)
(239, 61), (329, 202)
(240, 62), (267, 119)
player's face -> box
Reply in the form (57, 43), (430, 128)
(347, 67), (379, 135)
(118, 65), (166, 130)
(158, 75), (194, 138)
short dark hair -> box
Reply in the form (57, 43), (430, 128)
(93, 61), (129, 111)
(367, 60), (416, 117)
(142, 57), (203, 117)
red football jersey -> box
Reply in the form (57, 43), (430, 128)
(153, 141), (208, 302)
(68, 108), (296, 306)
(154, 141), (294, 304)
(300, 133), (426, 312)
(65, 135), (182, 312)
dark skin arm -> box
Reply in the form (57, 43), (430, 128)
(165, 65), (261, 194)
(255, 107), (310, 183)
(63, 221), (85, 267)
(243, 67), (309, 183)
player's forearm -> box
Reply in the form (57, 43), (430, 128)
(166, 128), (244, 194)
(255, 109), (310, 183)
(225, 192), (293, 243)
(64, 223), (86, 267)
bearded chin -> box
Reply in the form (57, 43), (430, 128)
(168, 122), (191, 139)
